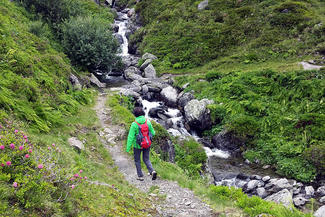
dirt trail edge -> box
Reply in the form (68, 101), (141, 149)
(94, 92), (214, 217)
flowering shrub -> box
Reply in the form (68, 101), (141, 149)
(0, 121), (86, 214)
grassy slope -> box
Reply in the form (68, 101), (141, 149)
(0, 1), (153, 216)
(133, 0), (325, 72)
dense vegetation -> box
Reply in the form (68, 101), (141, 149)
(132, 0), (325, 70)
(176, 68), (325, 182)
(0, 0), (152, 216)
(128, 0), (325, 182)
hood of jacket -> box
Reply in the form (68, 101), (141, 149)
(135, 115), (146, 124)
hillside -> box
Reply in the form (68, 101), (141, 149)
(130, 0), (325, 72)
(0, 0), (324, 216)
(127, 0), (325, 183)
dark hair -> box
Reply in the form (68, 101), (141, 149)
(133, 107), (145, 117)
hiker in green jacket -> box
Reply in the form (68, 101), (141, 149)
(127, 107), (157, 181)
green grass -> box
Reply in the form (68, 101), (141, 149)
(132, 0), (325, 72)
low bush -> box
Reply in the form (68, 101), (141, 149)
(61, 16), (122, 72)
(0, 122), (86, 215)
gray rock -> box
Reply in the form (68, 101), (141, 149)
(262, 176), (271, 182)
(293, 187), (301, 195)
(112, 24), (119, 33)
(140, 59), (153, 71)
(198, 0), (208, 10)
(143, 64), (157, 78)
(265, 189), (293, 208)
(272, 178), (292, 192)
(293, 196), (308, 207)
(142, 85), (149, 94)
(251, 175), (262, 180)
(114, 34), (123, 44)
(177, 92), (195, 110)
(246, 180), (264, 191)
(320, 196), (325, 203)
(257, 187), (268, 198)
(124, 67), (143, 81)
(314, 205), (325, 217)
(120, 89), (140, 98)
(317, 186), (325, 197)
(90, 74), (106, 88)
(305, 186), (315, 198)
(160, 86), (178, 107)
(69, 73), (82, 90)
(132, 80), (141, 87)
(127, 8), (135, 18)
(184, 99), (213, 132)
(142, 53), (158, 61)
(146, 80), (166, 92)
(68, 137), (85, 152)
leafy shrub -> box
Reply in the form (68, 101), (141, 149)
(206, 71), (223, 81)
(304, 144), (325, 176)
(61, 16), (121, 72)
(269, 1), (311, 27)
(175, 139), (207, 177)
(20, 0), (84, 24)
(0, 122), (86, 215)
(226, 114), (259, 140)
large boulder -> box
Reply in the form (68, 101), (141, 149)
(212, 130), (243, 153)
(177, 92), (195, 111)
(69, 73), (82, 90)
(140, 59), (152, 71)
(142, 53), (158, 61)
(265, 189), (293, 208)
(146, 80), (167, 92)
(160, 86), (178, 107)
(314, 205), (325, 217)
(198, 0), (209, 10)
(184, 99), (213, 133)
(317, 186), (325, 197)
(124, 66), (143, 81)
(68, 137), (84, 152)
(120, 89), (140, 99)
(271, 178), (293, 192)
(90, 74), (106, 88)
(143, 64), (157, 78)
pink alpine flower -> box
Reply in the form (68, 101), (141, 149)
(28, 149), (32, 153)
(1, 163), (4, 167)
(13, 182), (18, 188)
(23, 135), (28, 139)
(25, 154), (30, 158)
(6, 161), (11, 166)
(52, 143), (55, 147)
(9, 143), (15, 149)
(0, 145), (4, 150)
(84, 176), (88, 180)
(14, 129), (18, 133)
(70, 177), (75, 181)
(71, 185), (75, 189)
(74, 173), (79, 178)
(79, 169), (83, 173)
(19, 146), (24, 151)
(37, 164), (43, 169)
(48, 147), (51, 150)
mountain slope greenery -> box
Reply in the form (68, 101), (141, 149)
(0, 1), (153, 216)
(132, 0), (325, 71)
(130, 0), (325, 182)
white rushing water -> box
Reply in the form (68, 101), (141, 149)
(115, 13), (129, 56)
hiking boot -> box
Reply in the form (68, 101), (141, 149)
(151, 171), (157, 180)
(137, 176), (144, 181)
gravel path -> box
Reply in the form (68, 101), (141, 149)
(94, 92), (215, 217)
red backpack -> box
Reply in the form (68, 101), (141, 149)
(135, 119), (152, 149)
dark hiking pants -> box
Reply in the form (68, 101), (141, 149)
(133, 147), (154, 177)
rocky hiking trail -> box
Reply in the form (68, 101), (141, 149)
(94, 92), (216, 217)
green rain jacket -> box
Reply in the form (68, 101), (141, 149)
(126, 116), (155, 152)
